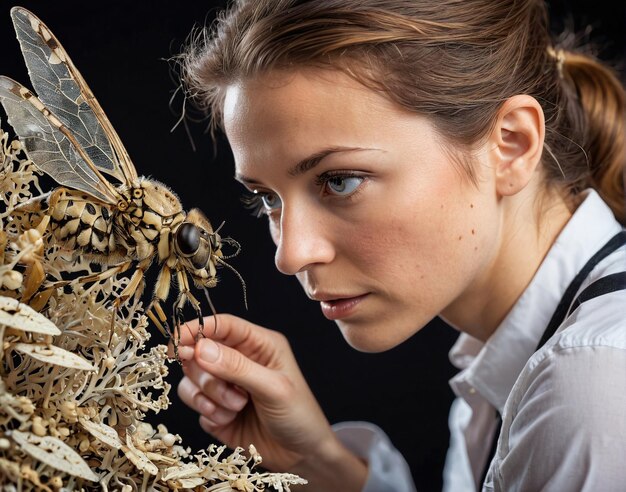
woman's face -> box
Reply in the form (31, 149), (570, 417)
(224, 69), (501, 352)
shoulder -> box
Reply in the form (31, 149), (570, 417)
(491, 233), (626, 489)
(518, 343), (626, 425)
(542, 239), (626, 357)
(530, 283), (626, 368)
(495, 340), (626, 490)
(515, 291), (626, 423)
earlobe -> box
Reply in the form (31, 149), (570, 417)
(491, 95), (545, 197)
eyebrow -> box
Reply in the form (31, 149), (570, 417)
(235, 146), (380, 184)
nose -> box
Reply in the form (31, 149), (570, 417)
(274, 204), (335, 275)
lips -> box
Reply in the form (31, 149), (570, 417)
(318, 294), (369, 320)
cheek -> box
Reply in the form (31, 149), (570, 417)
(335, 216), (415, 276)
(337, 189), (495, 287)
(267, 214), (281, 245)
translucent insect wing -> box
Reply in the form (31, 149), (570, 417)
(0, 76), (119, 205)
(10, 7), (133, 185)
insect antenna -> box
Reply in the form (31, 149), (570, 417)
(202, 286), (219, 333)
(220, 236), (241, 260)
(168, 83), (197, 152)
(214, 255), (248, 310)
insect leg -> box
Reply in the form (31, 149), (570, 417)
(25, 258), (132, 312)
(22, 262), (52, 311)
(202, 286), (219, 334)
(146, 265), (175, 338)
(173, 269), (205, 341)
(214, 255), (248, 310)
(115, 261), (147, 304)
(36, 187), (72, 235)
(76, 261), (133, 285)
(146, 303), (170, 339)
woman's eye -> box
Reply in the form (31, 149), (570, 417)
(325, 176), (364, 196)
(261, 192), (282, 211)
(241, 190), (281, 218)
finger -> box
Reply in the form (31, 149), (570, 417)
(177, 376), (240, 426)
(178, 314), (279, 355)
(175, 317), (210, 346)
(176, 318), (203, 346)
(194, 337), (293, 405)
(183, 359), (249, 412)
(199, 415), (221, 435)
(167, 343), (194, 361)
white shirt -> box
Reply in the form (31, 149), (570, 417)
(334, 190), (626, 491)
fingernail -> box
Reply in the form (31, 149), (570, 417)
(178, 345), (194, 360)
(198, 339), (219, 363)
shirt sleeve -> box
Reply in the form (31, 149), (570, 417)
(332, 421), (417, 492)
(494, 345), (626, 492)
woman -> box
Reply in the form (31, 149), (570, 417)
(173, 1), (626, 490)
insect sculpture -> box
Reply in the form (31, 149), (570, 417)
(0, 7), (245, 350)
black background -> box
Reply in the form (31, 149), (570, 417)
(1, 2), (623, 490)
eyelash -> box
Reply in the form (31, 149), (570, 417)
(241, 171), (367, 217)
(241, 191), (271, 218)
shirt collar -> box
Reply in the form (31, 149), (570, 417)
(448, 189), (622, 412)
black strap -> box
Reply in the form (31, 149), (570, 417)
(535, 231), (626, 351)
(567, 272), (626, 316)
(480, 230), (626, 487)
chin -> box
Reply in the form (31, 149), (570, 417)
(338, 322), (402, 353)
(337, 316), (426, 353)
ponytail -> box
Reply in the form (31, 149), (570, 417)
(559, 51), (625, 224)
(181, 0), (625, 223)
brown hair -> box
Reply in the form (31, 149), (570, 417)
(181, 0), (625, 223)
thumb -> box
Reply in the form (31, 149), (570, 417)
(194, 338), (292, 404)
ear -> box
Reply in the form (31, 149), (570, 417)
(489, 95), (545, 196)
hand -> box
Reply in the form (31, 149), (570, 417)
(173, 314), (367, 491)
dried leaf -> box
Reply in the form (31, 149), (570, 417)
(10, 430), (99, 482)
(0, 296), (60, 335)
(177, 477), (208, 488)
(13, 342), (96, 371)
(123, 435), (159, 476)
(161, 462), (204, 480)
(79, 417), (123, 450)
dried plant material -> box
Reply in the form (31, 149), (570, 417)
(0, 380), (35, 424)
(0, 297), (61, 335)
(78, 417), (123, 450)
(0, 456), (20, 482)
(0, 132), (307, 491)
(0, 10), (306, 490)
(10, 430), (100, 482)
(12, 342), (96, 371)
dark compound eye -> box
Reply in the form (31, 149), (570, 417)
(176, 223), (200, 255)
